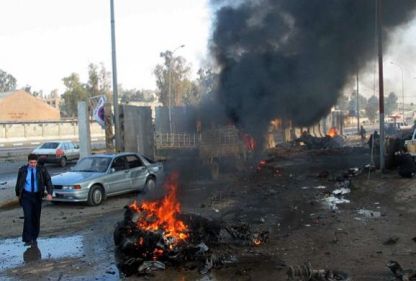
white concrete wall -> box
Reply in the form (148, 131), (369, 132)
(0, 121), (105, 145)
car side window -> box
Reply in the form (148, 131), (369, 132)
(111, 157), (128, 172)
(62, 143), (68, 150)
(126, 155), (143, 169)
(67, 143), (74, 149)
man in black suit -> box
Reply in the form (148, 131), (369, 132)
(15, 154), (53, 246)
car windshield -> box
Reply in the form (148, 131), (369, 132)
(40, 142), (59, 149)
(72, 157), (111, 173)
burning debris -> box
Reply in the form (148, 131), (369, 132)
(295, 131), (345, 150)
(113, 173), (268, 277)
(287, 263), (350, 281)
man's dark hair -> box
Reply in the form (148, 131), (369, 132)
(28, 154), (38, 161)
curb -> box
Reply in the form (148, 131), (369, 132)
(0, 198), (19, 210)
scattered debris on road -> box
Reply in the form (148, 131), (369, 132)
(387, 260), (416, 281)
(287, 263), (351, 281)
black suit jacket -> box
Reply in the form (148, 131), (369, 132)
(15, 165), (53, 200)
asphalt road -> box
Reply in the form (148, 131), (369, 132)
(0, 161), (76, 206)
(0, 140), (106, 159)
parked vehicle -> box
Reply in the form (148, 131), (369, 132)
(404, 128), (416, 156)
(51, 152), (164, 206)
(32, 140), (80, 167)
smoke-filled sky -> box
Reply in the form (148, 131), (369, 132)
(0, 0), (415, 112)
(210, 0), (416, 137)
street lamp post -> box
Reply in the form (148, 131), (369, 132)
(168, 44), (185, 134)
(110, 0), (121, 152)
(390, 61), (405, 122)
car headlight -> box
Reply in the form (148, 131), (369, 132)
(62, 185), (82, 190)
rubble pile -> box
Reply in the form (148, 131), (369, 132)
(287, 263), (350, 281)
(113, 174), (268, 277)
(295, 134), (345, 150)
(387, 261), (416, 281)
(114, 206), (222, 276)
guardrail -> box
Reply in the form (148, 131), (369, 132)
(155, 133), (201, 149)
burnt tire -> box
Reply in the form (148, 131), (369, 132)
(59, 157), (67, 168)
(144, 177), (156, 193)
(87, 185), (104, 206)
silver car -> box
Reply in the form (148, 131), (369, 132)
(51, 153), (164, 206)
(32, 140), (80, 167)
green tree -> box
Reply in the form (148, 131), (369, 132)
(0, 69), (17, 92)
(154, 51), (192, 106)
(61, 73), (88, 117)
(24, 85), (43, 97)
(87, 63), (111, 100)
(119, 87), (156, 103)
(365, 95), (379, 123)
(385, 92), (398, 115)
(348, 92), (368, 115)
(182, 80), (199, 106)
(336, 95), (349, 111)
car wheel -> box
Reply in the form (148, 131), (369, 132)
(59, 157), (67, 167)
(144, 177), (156, 193)
(87, 185), (104, 206)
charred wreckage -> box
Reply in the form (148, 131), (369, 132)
(113, 173), (269, 277)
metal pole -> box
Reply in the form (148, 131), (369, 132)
(110, 0), (121, 152)
(356, 71), (360, 134)
(377, 0), (385, 172)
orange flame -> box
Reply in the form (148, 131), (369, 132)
(327, 127), (338, 138)
(253, 238), (262, 246)
(243, 134), (256, 151)
(129, 173), (189, 245)
(257, 160), (267, 171)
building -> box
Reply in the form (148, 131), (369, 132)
(43, 92), (61, 109)
(0, 90), (60, 121)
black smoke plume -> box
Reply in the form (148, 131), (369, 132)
(210, 0), (416, 139)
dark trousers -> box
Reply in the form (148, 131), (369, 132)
(21, 191), (42, 243)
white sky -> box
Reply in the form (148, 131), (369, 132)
(0, 0), (415, 103)
(0, 0), (211, 94)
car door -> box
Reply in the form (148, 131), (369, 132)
(72, 143), (80, 159)
(126, 154), (148, 191)
(66, 142), (75, 160)
(106, 156), (131, 194)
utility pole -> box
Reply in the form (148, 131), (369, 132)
(110, 0), (121, 152)
(356, 71), (360, 134)
(377, 0), (385, 172)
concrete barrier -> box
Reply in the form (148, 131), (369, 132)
(0, 120), (105, 146)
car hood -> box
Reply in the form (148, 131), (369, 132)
(52, 171), (104, 185)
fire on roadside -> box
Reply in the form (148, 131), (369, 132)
(253, 238), (262, 246)
(327, 127), (338, 138)
(257, 160), (267, 171)
(243, 134), (256, 151)
(129, 173), (189, 249)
